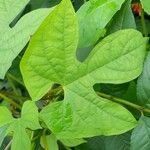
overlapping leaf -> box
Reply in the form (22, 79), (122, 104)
(141, 0), (150, 15)
(107, 0), (136, 34)
(0, 107), (14, 146)
(131, 116), (150, 150)
(0, 101), (40, 150)
(40, 134), (59, 150)
(76, 132), (130, 150)
(60, 138), (86, 147)
(77, 0), (126, 48)
(0, 0), (53, 79)
(21, 0), (147, 139)
(137, 52), (150, 107)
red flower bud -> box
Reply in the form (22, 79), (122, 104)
(132, 3), (141, 16)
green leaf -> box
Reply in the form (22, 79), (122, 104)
(107, 0), (136, 34)
(11, 119), (31, 150)
(137, 52), (150, 107)
(77, 0), (126, 48)
(131, 116), (150, 150)
(0, 0), (53, 79)
(76, 132), (130, 150)
(40, 134), (59, 150)
(0, 125), (9, 146)
(60, 138), (86, 147)
(141, 0), (150, 15)
(0, 101), (40, 149)
(21, 101), (41, 130)
(21, 0), (147, 139)
(0, 0), (29, 28)
(20, 0), (78, 101)
(30, 0), (60, 9)
(0, 107), (14, 127)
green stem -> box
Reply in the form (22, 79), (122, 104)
(97, 92), (150, 113)
(7, 75), (19, 96)
(84, 0), (86, 3)
(6, 75), (24, 104)
(0, 92), (21, 109)
(7, 73), (24, 86)
(141, 6), (148, 37)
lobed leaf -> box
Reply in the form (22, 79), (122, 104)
(11, 119), (31, 150)
(21, 0), (148, 139)
(20, 0), (79, 100)
(0, 101), (40, 149)
(21, 101), (41, 130)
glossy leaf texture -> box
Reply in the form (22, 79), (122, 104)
(137, 52), (150, 107)
(21, 0), (148, 139)
(131, 116), (150, 150)
(0, 0), (53, 79)
(0, 101), (40, 150)
(77, 0), (126, 48)
(141, 0), (150, 15)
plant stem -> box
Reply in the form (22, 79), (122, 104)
(7, 73), (24, 86)
(97, 92), (150, 113)
(7, 75), (19, 96)
(0, 92), (21, 109)
(84, 0), (86, 3)
(6, 75), (24, 104)
(140, 6), (148, 37)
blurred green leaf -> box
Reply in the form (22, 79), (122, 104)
(141, 0), (150, 15)
(137, 52), (150, 107)
(60, 138), (86, 147)
(107, 0), (136, 34)
(40, 134), (59, 150)
(76, 132), (130, 150)
(131, 116), (150, 150)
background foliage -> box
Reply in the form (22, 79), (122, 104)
(0, 0), (150, 150)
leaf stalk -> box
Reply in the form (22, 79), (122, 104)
(97, 92), (150, 113)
